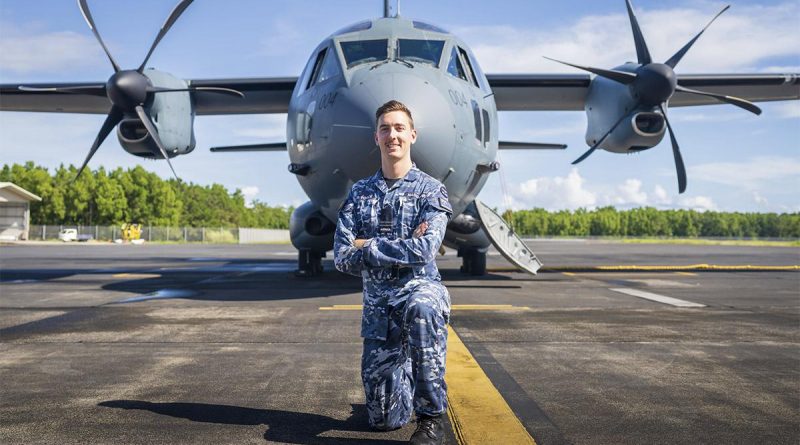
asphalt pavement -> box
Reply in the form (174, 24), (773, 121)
(1, 240), (798, 444)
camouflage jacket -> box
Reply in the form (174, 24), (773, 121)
(334, 165), (452, 339)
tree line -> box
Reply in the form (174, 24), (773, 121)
(1, 163), (291, 228)
(3, 163), (798, 237)
(502, 207), (799, 238)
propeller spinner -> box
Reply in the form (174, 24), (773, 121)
(547, 0), (761, 193)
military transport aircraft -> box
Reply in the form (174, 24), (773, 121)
(1, 0), (798, 276)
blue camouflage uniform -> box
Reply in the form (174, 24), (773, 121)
(334, 165), (453, 430)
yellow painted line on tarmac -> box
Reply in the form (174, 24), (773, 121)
(112, 273), (161, 279)
(319, 304), (529, 311)
(450, 304), (529, 311)
(446, 326), (536, 444)
(490, 264), (800, 272)
(591, 264), (800, 271)
(561, 272), (576, 277)
(674, 271), (697, 276)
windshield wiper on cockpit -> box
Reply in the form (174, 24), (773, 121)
(369, 57), (414, 70)
(394, 57), (414, 68)
(369, 59), (390, 70)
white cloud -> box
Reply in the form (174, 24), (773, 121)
(511, 167), (597, 210)
(0, 22), (104, 74)
(501, 167), (752, 212)
(240, 186), (259, 208)
(677, 195), (717, 212)
(454, 3), (800, 73)
(612, 179), (648, 206)
(752, 191), (769, 207)
(653, 185), (671, 205)
(690, 156), (800, 189)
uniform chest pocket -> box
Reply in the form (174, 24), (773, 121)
(399, 193), (421, 235)
(358, 197), (380, 236)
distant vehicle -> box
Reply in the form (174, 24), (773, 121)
(58, 229), (77, 242)
(58, 229), (93, 242)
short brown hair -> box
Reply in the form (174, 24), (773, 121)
(375, 100), (414, 128)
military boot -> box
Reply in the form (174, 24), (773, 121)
(409, 414), (444, 445)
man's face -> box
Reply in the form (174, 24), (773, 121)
(375, 110), (417, 163)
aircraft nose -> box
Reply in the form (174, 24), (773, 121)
(338, 70), (457, 179)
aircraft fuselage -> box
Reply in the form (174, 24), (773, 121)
(286, 17), (498, 223)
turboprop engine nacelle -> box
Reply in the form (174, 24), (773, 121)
(584, 64), (666, 153)
(290, 201), (336, 252)
(117, 69), (196, 159)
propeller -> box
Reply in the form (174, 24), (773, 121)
(547, 0), (761, 193)
(26, 0), (243, 182)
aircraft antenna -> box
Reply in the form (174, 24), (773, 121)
(383, 0), (399, 18)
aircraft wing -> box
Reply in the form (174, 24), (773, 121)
(0, 77), (298, 115)
(488, 73), (800, 111)
(3, 74), (796, 114)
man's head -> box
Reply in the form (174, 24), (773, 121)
(374, 100), (417, 163)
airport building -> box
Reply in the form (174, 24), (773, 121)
(0, 182), (41, 241)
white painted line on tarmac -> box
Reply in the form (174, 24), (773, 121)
(610, 288), (706, 308)
(112, 289), (196, 304)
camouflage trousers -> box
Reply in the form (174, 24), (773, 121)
(361, 280), (450, 430)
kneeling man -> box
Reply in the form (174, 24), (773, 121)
(334, 100), (452, 445)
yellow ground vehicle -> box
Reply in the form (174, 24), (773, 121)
(121, 223), (142, 241)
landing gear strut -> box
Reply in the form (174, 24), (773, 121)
(296, 249), (325, 277)
(458, 247), (487, 276)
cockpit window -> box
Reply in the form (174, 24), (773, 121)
(306, 49), (327, 90)
(397, 39), (445, 67)
(446, 47), (467, 82)
(340, 39), (388, 68)
(314, 48), (340, 85)
(458, 46), (479, 88)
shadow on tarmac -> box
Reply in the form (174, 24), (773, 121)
(99, 400), (406, 444)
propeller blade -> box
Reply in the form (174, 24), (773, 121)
(74, 106), (124, 181)
(572, 112), (631, 164)
(134, 105), (179, 180)
(19, 85), (107, 96)
(675, 85), (761, 115)
(543, 57), (636, 85)
(625, 0), (652, 65)
(77, 0), (121, 73)
(659, 104), (687, 194)
(138, 0), (194, 72)
(665, 5), (730, 69)
(148, 86), (245, 98)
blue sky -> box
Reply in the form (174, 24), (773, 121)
(1, 0), (798, 212)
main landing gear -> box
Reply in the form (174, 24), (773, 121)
(296, 249), (325, 277)
(458, 247), (487, 276)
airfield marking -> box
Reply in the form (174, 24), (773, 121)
(491, 265), (800, 272)
(674, 271), (697, 276)
(610, 288), (706, 308)
(112, 273), (161, 279)
(319, 304), (530, 311)
(446, 326), (537, 445)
